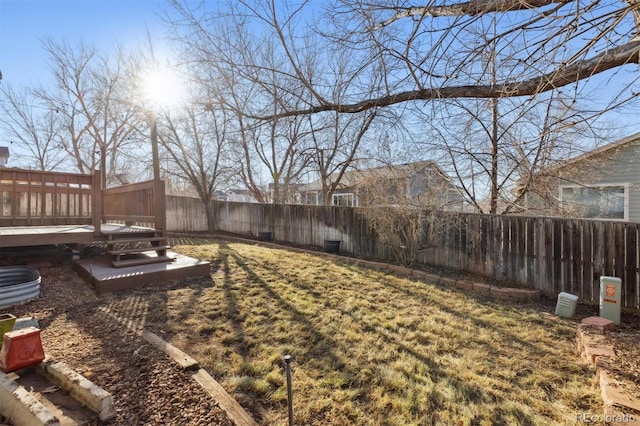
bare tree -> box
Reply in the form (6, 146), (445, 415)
(0, 84), (67, 170)
(413, 16), (607, 214)
(36, 39), (145, 185)
(158, 98), (231, 231)
(219, 65), (314, 204)
(421, 89), (598, 214)
(168, 0), (391, 203)
(169, 2), (321, 204)
(307, 110), (377, 205)
(168, 0), (640, 122)
(254, 93), (314, 204)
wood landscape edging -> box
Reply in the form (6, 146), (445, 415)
(98, 306), (258, 426)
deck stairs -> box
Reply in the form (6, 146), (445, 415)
(105, 235), (175, 268)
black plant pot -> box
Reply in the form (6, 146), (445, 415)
(323, 239), (341, 253)
(258, 231), (273, 242)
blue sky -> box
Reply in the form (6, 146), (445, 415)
(0, 0), (171, 87)
(1, 0), (638, 136)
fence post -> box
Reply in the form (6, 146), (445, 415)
(92, 170), (102, 236)
(154, 179), (166, 236)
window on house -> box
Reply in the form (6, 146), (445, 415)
(302, 192), (320, 205)
(560, 185), (626, 220)
(332, 193), (355, 207)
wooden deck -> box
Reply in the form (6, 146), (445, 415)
(73, 251), (211, 293)
(0, 168), (208, 290)
(0, 224), (157, 248)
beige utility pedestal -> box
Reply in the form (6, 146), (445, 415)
(599, 276), (622, 325)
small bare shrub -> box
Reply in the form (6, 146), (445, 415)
(356, 162), (461, 265)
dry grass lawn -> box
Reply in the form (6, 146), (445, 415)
(157, 239), (599, 425)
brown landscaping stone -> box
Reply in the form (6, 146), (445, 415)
(473, 283), (492, 294)
(508, 289), (539, 300)
(583, 332), (608, 346)
(412, 270), (440, 283)
(576, 324), (640, 425)
(600, 370), (640, 413)
(439, 277), (457, 287)
(583, 341), (616, 365)
(411, 269), (427, 279)
(603, 406), (640, 426)
(454, 280), (474, 291)
(490, 286), (511, 299)
(582, 316), (616, 332)
(387, 264), (413, 276)
(576, 325), (589, 352)
(423, 273), (441, 283)
(363, 261), (388, 271)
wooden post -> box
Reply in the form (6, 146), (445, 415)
(154, 178), (166, 237)
(92, 170), (103, 237)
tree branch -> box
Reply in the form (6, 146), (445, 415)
(375, 0), (573, 29)
(257, 40), (640, 119)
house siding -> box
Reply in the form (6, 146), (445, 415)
(553, 139), (640, 221)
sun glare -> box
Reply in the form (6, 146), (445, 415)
(142, 66), (185, 110)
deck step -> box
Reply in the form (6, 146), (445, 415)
(111, 255), (175, 268)
(107, 246), (171, 256)
(105, 237), (167, 246)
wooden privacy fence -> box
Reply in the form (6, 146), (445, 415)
(414, 214), (639, 310)
(166, 195), (208, 232)
(165, 197), (640, 311)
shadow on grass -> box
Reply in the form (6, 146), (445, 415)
(48, 238), (592, 425)
(220, 243), (347, 367)
(257, 257), (495, 399)
(213, 243), (548, 424)
(240, 248), (591, 423)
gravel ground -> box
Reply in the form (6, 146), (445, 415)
(5, 265), (233, 426)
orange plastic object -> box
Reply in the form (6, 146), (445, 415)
(0, 326), (45, 373)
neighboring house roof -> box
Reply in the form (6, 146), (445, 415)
(515, 132), (640, 193)
(539, 132), (640, 176)
(267, 182), (305, 191)
(228, 189), (256, 196)
(300, 160), (449, 192)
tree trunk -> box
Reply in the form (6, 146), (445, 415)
(490, 97), (499, 215)
(203, 197), (216, 233)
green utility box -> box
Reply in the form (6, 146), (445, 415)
(555, 292), (579, 318)
(0, 313), (17, 346)
(599, 276), (622, 325)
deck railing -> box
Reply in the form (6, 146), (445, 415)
(0, 168), (166, 237)
(102, 179), (166, 235)
(0, 168), (101, 233)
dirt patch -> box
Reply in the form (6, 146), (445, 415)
(602, 318), (640, 403)
(6, 266), (232, 426)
